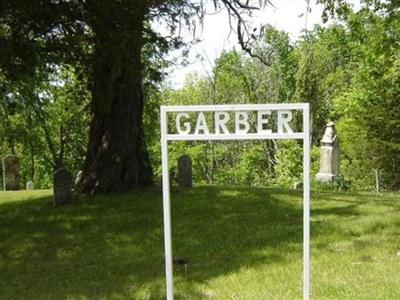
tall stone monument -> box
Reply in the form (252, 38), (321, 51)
(177, 155), (192, 188)
(4, 154), (20, 190)
(316, 122), (340, 182)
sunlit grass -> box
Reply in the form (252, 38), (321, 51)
(0, 187), (399, 299)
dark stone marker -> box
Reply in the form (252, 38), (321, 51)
(53, 168), (72, 206)
(177, 155), (192, 188)
(4, 154), (20, 190)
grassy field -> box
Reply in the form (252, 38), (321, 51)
(0, 186), (399, 300)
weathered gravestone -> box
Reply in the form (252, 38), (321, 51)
(75, 170), (83, 186)
(293, 181), (303, 189)
(4, 154), (20, 190)
(316, 122), (340, 182)
(177, 155), (192, 188)
(53, 168), (72, 206)
(26, 181), (34, 191)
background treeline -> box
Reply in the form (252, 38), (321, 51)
(1, 5), (399, 191)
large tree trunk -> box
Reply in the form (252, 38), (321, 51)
(79, 2), (153, 194)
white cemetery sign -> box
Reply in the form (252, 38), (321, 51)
(160, 103), (310, 300)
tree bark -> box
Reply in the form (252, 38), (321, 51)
(79, 2), (153, 194)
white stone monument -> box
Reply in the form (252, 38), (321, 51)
(316, 122), (340, 182)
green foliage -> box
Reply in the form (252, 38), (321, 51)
(152, 27), (300, 188)
(294, 24), (351, 142)
(1, 0), (275, 193)
(331, 7), (400, 190)
(274, 141), (303, 188)
(0, 66), (90, 189)
(1, 1), (399, 191)
(150, 9), (400, 191)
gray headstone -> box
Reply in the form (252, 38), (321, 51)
(26, 181), (34, 191)
(177, 155), (192, 188)
(316, 122), (340, 182)
(53, 168), (72, 206)
(4, 154), (20, 190)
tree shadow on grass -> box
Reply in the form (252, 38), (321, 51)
(0, 191), (168, 299)
(0, 187), (303, 299)
(310, 190), (400, 254)
(169, 186), (318, 299)
(0, 186), (393, 299)
(313, 190), (400, 209)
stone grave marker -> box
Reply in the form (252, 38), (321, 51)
(75, 170), (83, 186)
(4, 154), (20, 190)
(316, 122), (340, 182)
(53, 168), (72, 206)
(293, 181), (303, 189)
(26, 181), (34, 190)
(177, 155), (192, 188)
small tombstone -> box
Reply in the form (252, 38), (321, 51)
(75, 170), (83, 186)
(26, 181), (34, 191)
(177, 155), (192, 188)
(316, 122), (340, 182)
(293, 181), (303, 189)
(53, 168), (72, 206)
(4, 154), (20, 190)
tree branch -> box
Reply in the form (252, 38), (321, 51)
(219, 0), (272, 66)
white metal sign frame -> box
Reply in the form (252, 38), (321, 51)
(160, 103), (310, 300)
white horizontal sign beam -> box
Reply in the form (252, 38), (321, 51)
(163, 104), (306, 138)
(161, 103), (308, 112)
(166, 132), (305, 141)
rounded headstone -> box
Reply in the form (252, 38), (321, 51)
(26, 181), (34, 191)
(177, 155), (192, 188)
(53, 168), (72, 206)
(293, 181), (303, 190)
(4, 154), (20, 190)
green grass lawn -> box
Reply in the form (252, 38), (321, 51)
(0, 186), (399, 299)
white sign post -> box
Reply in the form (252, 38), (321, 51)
(160, 103), (310, 300)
